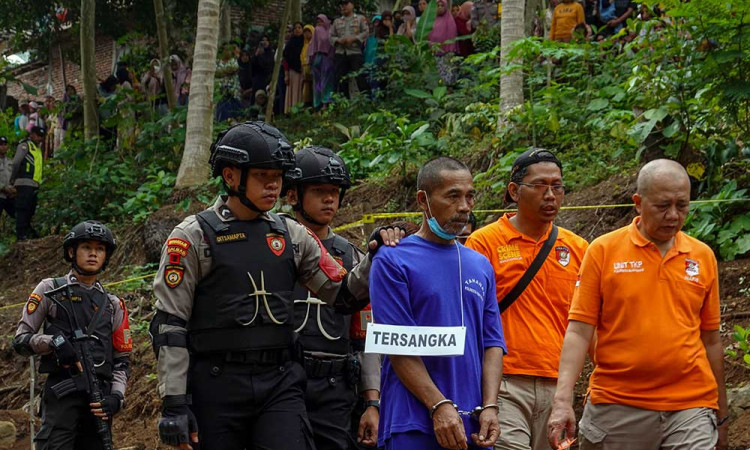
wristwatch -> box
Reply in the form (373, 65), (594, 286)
(51, 335), (67, 349)
(364, 400), (380, 410)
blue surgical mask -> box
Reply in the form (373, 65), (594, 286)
(425, 194), (460, 241)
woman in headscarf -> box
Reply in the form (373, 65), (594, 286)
(455, 1), (475, 56)
(307, 15), (335, 110)
(251, 35), (275, 96)
(428, 0), (459, 54)
(428, 0), (459, 84)
(397, 6), (417, 42)
(169, 55), (191, 106)
(366, 11), (394, 95)
(283, 22), (305, 113)
(237, 48), (253, 107)
(300, 24), (315, 106)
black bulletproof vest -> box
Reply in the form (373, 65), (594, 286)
(292, 234), (355, 355)
(40, 279), (114, 379)
(190, 210), (297, 354)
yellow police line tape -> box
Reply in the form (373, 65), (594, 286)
(0, 198), (747, 312)
(0, 273), (158, 312)
(331, 198), (750, 232)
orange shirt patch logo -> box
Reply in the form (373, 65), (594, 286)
(267, 234), (286, 256)
(685, 258), (699, 277)
(497, 244), (522, 263)
(556, 246), (571, 267)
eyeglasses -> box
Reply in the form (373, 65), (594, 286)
(515, 182), (565, 195)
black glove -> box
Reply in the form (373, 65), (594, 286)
(50, 334), (79, 367)
(158, 397), (198, 447)
(99, 393), (123, 417)
(367, 225), (406, 257)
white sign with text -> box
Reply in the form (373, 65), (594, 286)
(365, 323), (466, 356)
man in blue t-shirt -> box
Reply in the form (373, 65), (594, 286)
(370, 157), (506, 450)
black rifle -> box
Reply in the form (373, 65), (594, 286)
(44, 283), (114, 450)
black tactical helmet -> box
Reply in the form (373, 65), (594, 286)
(209, 121), (295, 178)
(285, 146), (352, 191)
(63, 221), (117, 273)
(284, 147), (352, 226)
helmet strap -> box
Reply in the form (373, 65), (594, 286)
(295, 185), (332, 227)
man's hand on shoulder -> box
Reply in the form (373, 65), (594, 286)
(367, 225), (406, 256)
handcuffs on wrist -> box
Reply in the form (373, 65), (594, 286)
(430, 400), (500, 419)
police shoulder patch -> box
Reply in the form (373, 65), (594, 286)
(26, 292), (42, 314)
(164, 265), (185, 288)
(166, 238), (191, 265)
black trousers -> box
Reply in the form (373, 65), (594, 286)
(190, 358), (315, 450)
(304, 374), (357, 450)
(15, 185), (37, 240)
(35, 375), (110, 450)
(334, 53), (366, 97)
(0, 196), (14, 218)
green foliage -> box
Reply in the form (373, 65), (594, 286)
(35, 103), (186, 234)
(335, 110), (438, 179)
(725, 324), (750, 368)
(683, 181), (750, 261)
(415, 0), (437, 42)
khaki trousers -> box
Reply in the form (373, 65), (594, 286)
(495, 375), (557, 450)
(579, 402), (717, 450)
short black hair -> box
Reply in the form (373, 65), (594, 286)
(417, 156), (470, 193)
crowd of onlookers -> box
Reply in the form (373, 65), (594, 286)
(542, 0), (663, 44)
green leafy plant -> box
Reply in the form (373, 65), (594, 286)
(683, 181), (750, 261)
(725, 325), (750, 368)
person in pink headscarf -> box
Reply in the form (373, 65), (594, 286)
(307, 14), (336, 109)
(455, 1), (475, 56)
(428, 0), (458, 54)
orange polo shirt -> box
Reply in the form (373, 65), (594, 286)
(465, 214), (588, 378)
(549, 1), (585, 41)
(570, 217), (720, 411)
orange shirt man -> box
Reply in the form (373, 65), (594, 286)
(466, 148), (587, 450)
(548, 159), (728, 450)
(549, 0), (585, 42)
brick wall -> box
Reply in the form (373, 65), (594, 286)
(7, 35), (115, 103)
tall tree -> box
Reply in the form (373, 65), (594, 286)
(175, 0), (220, 188)
(154, 0), (176, 109)
(80, 0), (98, 140)
(219, 0), (233, 43)
(266, 0), (292, 121)
(291, 0), (302, 23)
(498, 0), (525, 126)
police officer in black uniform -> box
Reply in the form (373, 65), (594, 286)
(283, 146), (381, 450)
(12, 221), (132, 449)
(150, 122), (401, 450)
(10, 125), (45, 240)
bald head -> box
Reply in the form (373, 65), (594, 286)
(636, 159), (690, 198)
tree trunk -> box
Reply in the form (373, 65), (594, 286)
(498, 0), (525, 125)
(219, 0), (233, 43)
(80, 0), (98, 140)
(154, 0), (176, 109)
(175, 0), (220, 188)
(290, 0), (301, 24)
(266, 0), (292, 122)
